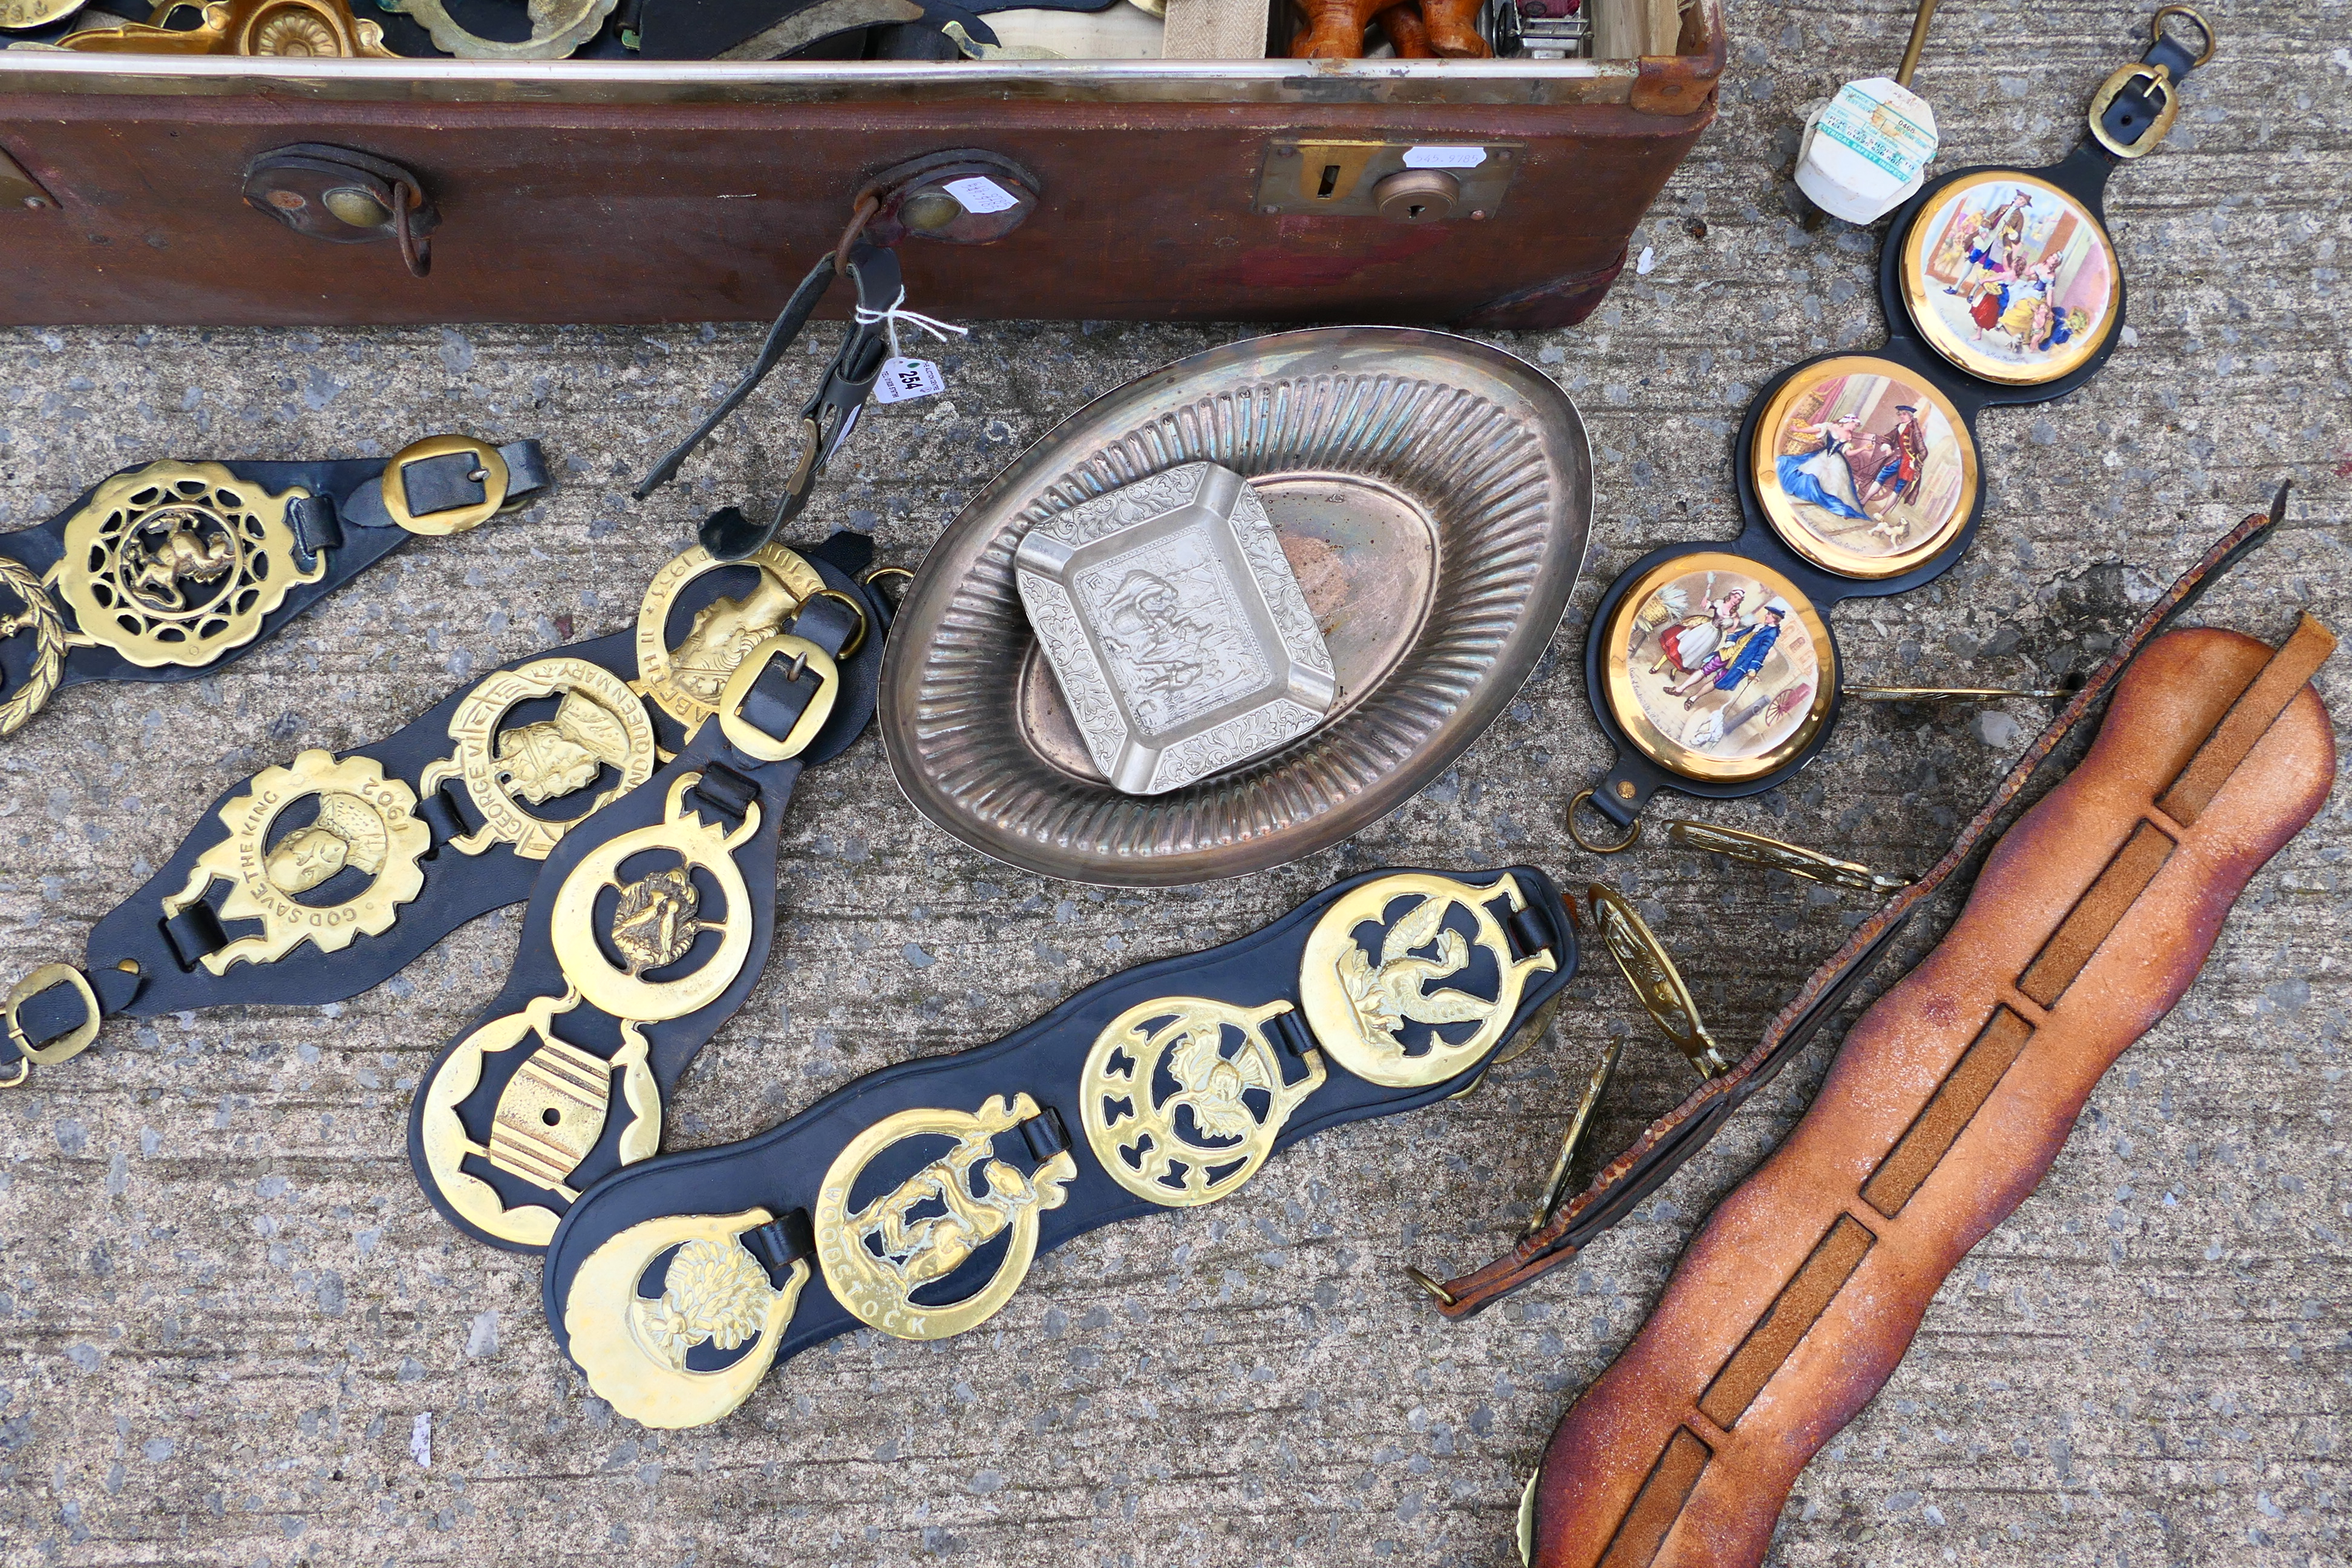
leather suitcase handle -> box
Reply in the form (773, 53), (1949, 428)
(1526, 613), (2336, 1568)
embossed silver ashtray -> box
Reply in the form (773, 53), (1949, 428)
(880, 325), (1593, 886)
(1014, 462), (1338, 795)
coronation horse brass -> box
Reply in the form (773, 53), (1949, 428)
(1254, 140), (1523, 222)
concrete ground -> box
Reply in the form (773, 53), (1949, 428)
(2, 1), (2347, 1563)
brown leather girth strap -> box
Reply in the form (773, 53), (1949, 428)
(1428, 508), (2298, 1318)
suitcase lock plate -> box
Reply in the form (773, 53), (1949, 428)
(243, 143), (441, 276)
(1255, 140), (1521, 222)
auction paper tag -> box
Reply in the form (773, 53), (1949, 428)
(943, 175), (1019, 214)
(1403, 145), (1488, 169)
(1814, 79), (1936, 184)
(874, 357), (947, 405)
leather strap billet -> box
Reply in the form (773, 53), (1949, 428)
(1431, 498), (2288, 1318)
(0, 532), (885, 1084)
(635, 241), (900, 561)
(405, 575), (889, 1254)
(538, 866), (1578, 1429)
(1521, 612), (2332, 1568)
(0, 434), (550, 739)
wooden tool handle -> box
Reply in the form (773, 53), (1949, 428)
(1530, 617), (2336, 1568)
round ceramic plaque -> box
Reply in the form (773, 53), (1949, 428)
(1900, 170), (2119, 387)
(1750, 355), (1978, 579)
(1601, 552), (1835, 784)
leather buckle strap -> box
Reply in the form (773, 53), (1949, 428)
(718, 633), (838, 763)
(2089, 4), (2216, 158)
(4, 964), (101, 1082)
(381, 435), (513, 536)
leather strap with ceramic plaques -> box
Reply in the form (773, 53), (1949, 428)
(1518, 613), (2332, 1568)
(0, 436), (550, 740)
(0, 532), (883, 1085)
(537, 866), (1578, 1430)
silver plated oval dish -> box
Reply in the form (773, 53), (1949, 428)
(880, 327), (1592, 886)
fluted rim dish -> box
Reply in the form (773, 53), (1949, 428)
(879, 326), (1592, 886)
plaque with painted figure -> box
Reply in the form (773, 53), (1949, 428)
(1015, 461), (1337, 795)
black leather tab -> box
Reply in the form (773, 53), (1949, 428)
(789, 592), (861, 661)
(15, 978), (93, 1051)
(498, 440), (552, 500)
(1019, 1104), (1071, 1163)
(1509, 903), (1557, 962)
(162, 901), (230, 970)
(395, 451), (492, 519)
(1268, 1008), (1318, 1062)
(744, 1210), (817, 1273)
(690, 759), (762, 824)
(414, 781), (475, 848)
(737, 656), (820, 745)
(287, 495), (344, 563)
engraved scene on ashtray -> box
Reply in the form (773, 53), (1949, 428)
(1625, 567), (1821, 763)
(1014, 462), (1338, 795)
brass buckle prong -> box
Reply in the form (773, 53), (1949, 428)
(382, 434), (510, 536)
(717, 633), (839, 763)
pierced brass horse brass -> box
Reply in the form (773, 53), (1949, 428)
(815, 1094), (1076, 1341)
(419, 658), (656, 860)
(1080, 998), (1324, 1207)
(1299, 872), (1558, 1088)
(162, 748), (430, 973)
(564, 1207), (810, 1429)
(633, 543), (825, 733)
(53, 462), (324, 670)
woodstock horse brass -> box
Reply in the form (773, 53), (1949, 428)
(407, 580), (882, 1253)
(0, 435), (548, 743)
(0, 532), (887, 1091)
(541, 865), (1577, 1429)
(1567, 14), (2215, 849)
(1014, 460), (1337, 795)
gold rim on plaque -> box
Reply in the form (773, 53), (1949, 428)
(1601, 551), (1835, 785)
(1899, 169), (2118, 388)
(1749, 354), (1979, 580)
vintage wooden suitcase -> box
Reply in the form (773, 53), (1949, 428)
(0, 0), (1722, 327)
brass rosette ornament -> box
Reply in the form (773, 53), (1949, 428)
(0, 531), (888, 1095)
(541, 867), (1578, 1430)
(1568, 10), (2215, 854)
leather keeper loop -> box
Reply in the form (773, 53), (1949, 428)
(745, 1210), (817, 1273)
(1018, 1105), (1071, 1164)
(161, 900), (231, 971)
(689, 759), (762, 825)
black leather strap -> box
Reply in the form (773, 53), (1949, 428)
(405, 580), (882, 1253)
(633, 244), (903, 561)
(535, 866), (1578, 1428)
(0, 534), (887, 1077)
(0, 437), (550, 713)
(2096, 11), (2212, 158)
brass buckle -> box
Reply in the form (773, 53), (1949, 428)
(5, 964), (101, 1081)
(718, 633), (838, 762)
(381, 434), (511, 536)
(2088, 62), (2179, 158)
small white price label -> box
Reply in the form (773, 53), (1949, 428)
(942, 175), (1019, 214)
(874, 357), (946, 405)
(1403, 145), (1488, 169)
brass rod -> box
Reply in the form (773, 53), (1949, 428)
(1842, 684), (2069, 701)
(1895, 0), (1940, 87)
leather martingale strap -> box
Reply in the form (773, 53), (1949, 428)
(404, 578), (884, 1254)
(1430, 503), (2289, 1318)
(1527, 602), (2333, 1568)
(0, 436), (549, 741)
(0, 533), (887, 1083)
(537, 867), (1579, 1431)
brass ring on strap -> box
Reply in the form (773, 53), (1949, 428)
(2152, 4), (2216, 66)
(1567, 789), (1641, 855)
(858, 564), (913, 608)
(5, 964), (101, 1073)
(803, 588), (869, 661)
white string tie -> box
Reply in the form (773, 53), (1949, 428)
(854, 288), (970, 362)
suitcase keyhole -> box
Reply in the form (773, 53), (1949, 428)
(1316, 165), (1342, 198)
